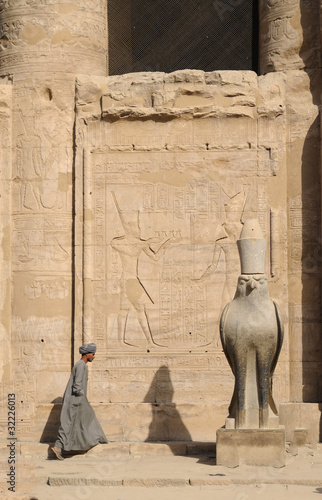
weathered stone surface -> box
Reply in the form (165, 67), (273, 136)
(123, 478), (188, 487)
(0, 1), (107, 77)
(216, 428), (286, 467)
(71, 71), (290, 445)
(1, 62), (317, 444)
(130, 442), (187, 457)
(48, 477), (123, 487)
(279, 403), (321, 445)
(12, 446), (322, 499)
(35, 402), (228, 443)
(259, 0), (321, 73)
(0, 1), (321, 462)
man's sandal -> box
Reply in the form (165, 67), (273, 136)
(51, 446), (64, 460)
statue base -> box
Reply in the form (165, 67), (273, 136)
(216, 427), (285, 467)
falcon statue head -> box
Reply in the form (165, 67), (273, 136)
(235, 274), (269, 300)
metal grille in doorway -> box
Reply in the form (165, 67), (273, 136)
(108, 0), (257, 75)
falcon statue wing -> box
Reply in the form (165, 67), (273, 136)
(220, 301), (237, 417)
(268, 301), (284, 415)
(270, 300), (284, 377)
(219, 302), (234, 373)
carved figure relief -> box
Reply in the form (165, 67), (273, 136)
(87, 150), (273, 351)
(15, 109), (71, 213)
(111, 192), (173, 348)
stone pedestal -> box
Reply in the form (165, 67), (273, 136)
(216, 428), (285, 468)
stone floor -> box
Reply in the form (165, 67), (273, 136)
(2, 441), (322, 499)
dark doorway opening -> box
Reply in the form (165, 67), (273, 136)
(108, 0), (258, 75)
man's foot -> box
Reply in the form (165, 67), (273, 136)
(51, 446), (64, 460)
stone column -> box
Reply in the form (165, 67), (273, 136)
(259, 0), (322, 404)
(0, 83), (12, 386)
(0, 1), (107, 439)
(259, 0), (320, 74)
(0, 0), (107, 77)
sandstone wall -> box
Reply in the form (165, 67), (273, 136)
(0, 0), (321, 444)
(71, 69), (291, 441)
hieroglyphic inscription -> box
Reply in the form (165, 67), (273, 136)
(257, 181), (269, 237)
(87, 352), (233, 403)
(160, 257), (208, 345)
(13, 216), (71, 272)
(288, 195), (320, 274)
(87, 150), (273, 350)
(0, 378), (37, 436)
(0, 15), (106, 50)
(259, 0), (311, 71)
(12, 78), (75, 222)
(86, 117), (256, 151)
(24, 278), (69, 300)
(104, 353), (229, 369)
(7, 75), (75, 419)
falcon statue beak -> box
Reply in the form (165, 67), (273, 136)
(249, 278), (257, 290)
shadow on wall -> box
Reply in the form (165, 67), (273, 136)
(143, 365), (192, 444)
(39, 397), (62, 443)
(299, 0), (322, 406)
(319, 404), (322, 442)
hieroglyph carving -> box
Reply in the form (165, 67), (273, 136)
(259, 0), (319, 71)
(83, 149), (274, 351)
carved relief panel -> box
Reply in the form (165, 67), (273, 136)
(2, 75), (76, 421)
(88, 150), (271, 352)
(75, 71), (289, 404)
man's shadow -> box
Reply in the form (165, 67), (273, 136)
(40, 397), (62, 443)
(41, 397), (91, 459)
(144, 365), (192, 444)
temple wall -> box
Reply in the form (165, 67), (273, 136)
(70, 69), (291, 441)
(0, 0), (321, 445)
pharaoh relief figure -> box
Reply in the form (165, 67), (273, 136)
(219, 219), (283, 429)
(111, 192), (174, 348)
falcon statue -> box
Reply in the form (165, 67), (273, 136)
(219, 219), (283, 429)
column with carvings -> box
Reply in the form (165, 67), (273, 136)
(259, 0), (320, 73)
(259, 0), (322, 405)
(0, 0), (107, 76)
(0, 0), (107, 440)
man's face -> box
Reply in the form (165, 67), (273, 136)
(87, 353), (95, 362)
